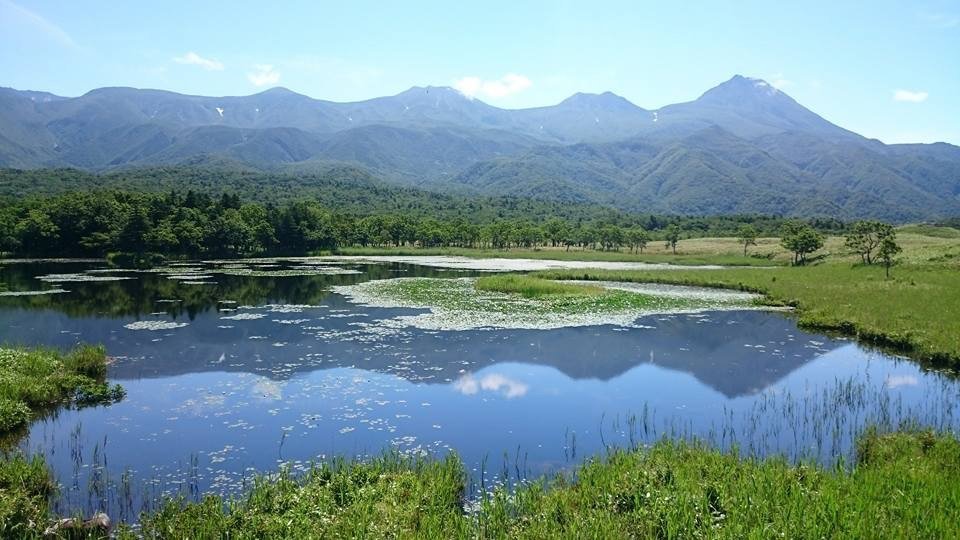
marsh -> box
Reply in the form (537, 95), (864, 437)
(1, 257), (957, 520)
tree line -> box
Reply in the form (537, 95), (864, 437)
(0, 190), (851, 259)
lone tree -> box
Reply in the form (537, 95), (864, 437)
(737, 224), (758, 256)
(877, 234), (902, 278)
(780, 221), (824, 265)
(664, 225), (681, 254)
(845, 220), (894, 264)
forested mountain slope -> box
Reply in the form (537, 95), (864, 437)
(2, 76), (958, 221)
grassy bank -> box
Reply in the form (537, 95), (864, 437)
(0, 345), (123, 536)
(109, 429), (960, 539)
(0, 345), (125, 435)
(533, 263), (960, 366)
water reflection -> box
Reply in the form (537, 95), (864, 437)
(1, 260), (958, 520)
(454, 373), (530, 398)
(0, 304), (840, 398)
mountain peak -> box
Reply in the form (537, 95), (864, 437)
(387, 85), (486, 112)
(697, 75), (783, 105)
(559, 91), (643, 112)
(398, 85), (463, 97)
(254, 87), (308, 99)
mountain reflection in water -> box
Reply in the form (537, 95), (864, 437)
(1, 259), (957, 520)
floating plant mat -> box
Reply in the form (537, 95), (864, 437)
(37, 273), (134, 282)
(73, 264), (361, 280)
(332, 277), (765, 330)
(124, 320), (190, 331)
(566, 280), (759, 303)
(0, 288), (69, 297)
(213, 266), (361, 277)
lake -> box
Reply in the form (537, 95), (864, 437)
(1, 257), (958, 521)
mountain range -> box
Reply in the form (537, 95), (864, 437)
(2, 75), (959, 221)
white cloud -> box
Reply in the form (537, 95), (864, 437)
(893, 89), (929, 103)
(173, 51), (224, 71)
(454, 73), (532, 99)
(0, 0), (77, 49)
(247, 64), (280, 87)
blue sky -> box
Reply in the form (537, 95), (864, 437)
(2, 0), (958, 144)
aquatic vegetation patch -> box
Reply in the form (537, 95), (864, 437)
(333, 277), (761, 330)
(220, 313), (267, 321)
(124, 320), (190, 331)
(273, 319), (311, 325)
(37, 273), (133, 283)
(569, 280), (759, 303)
(166, 274), (215, 281)
(216, 266), (360, 277)
(265, 304), (324, 313)
(0, 288), (68, 297)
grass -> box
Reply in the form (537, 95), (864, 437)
(430, 231), (960, 365)
(0, 345), (125, 436)
(338, 231), (960, 267)
(897, 224), (960, 239)
(0, 454), (55, 538)
(0, 345), (123, 536)
(475, 274), (603, 298)
(97, 429), (960, 539)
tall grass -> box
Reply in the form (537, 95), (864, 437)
(107, 430), (960, 539)
(0, 345), (124, 435)
(475, 275), (604, 298)
(0, 454), (55, 538)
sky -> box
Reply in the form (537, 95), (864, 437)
(2, 0), (958, 145)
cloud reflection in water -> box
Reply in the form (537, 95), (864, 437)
(454, 372), (529, 398)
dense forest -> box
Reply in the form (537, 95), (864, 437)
(0, 186), (845, 259)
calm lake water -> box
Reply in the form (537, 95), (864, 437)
(1, 258), (958, 520)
